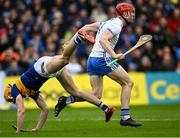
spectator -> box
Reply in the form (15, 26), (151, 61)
(176, 61), (180, 73)
(107, 5), (116, 18)
(0, 0), (179, 75)
(172, 26), (180, 61)
(66, 57), (83, 74)
(153, 48), (163, 71)
(90, 4), (108, 22)
(167, 8), (180, 34)
(5, 59), (23, 76)
(161, 46), (175, 71)
(21, 40), (39, 68)
(138, 56), (152, 71)
(13, 36), (24, 56)
(0, 28), (10, 53)
(29, 32), (45, 55)
(0, 47), (20, 69)
(44, 42), (56, 56)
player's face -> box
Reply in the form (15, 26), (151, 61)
(130, 10), (135, 22)
(123, 10), (135, 23)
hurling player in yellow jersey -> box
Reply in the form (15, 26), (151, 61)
(4, 30), (115, 133)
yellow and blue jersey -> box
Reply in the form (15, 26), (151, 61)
(11, 61), (49, 100)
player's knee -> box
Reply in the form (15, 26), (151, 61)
(76, 93), (82, 98)
(62, 58), (69, 65)
(122, 79), (134, 88)
(72, 90), (81, 97)
(58, 56), (69, 66)
(95, 94), (102, 99)
(127, 79), (134, 88)
(93, 91), (102, 99)
(18, 110), (25, 116)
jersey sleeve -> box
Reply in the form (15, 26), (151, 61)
(11, 84), (21, 99)
(107, 21), (122, 36)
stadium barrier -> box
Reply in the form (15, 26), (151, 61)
(146, 72), (180, 104)
(3, 72), (180, 108)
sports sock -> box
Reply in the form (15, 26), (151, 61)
(98, 102), (109, 112)
(73, 33), (84, 45)
(65, 96), (76, 105)
(121, 108), (130, 120)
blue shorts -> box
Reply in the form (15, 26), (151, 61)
(87, 57), (120, 76)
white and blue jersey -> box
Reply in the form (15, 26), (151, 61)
(87, 17), (123, 76)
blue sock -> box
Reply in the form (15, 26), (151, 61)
(99, 102), (109, 112)
(66, 96), (76, 104)
(121, 108), (130, 120)
(73, 34), (83, 45)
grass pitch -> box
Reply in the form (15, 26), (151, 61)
(0, 104), (180, 137)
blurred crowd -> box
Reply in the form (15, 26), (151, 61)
(0, 0), (180, 76)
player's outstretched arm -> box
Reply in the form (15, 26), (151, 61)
(32, 95), (48, 132)
(15, 95), (25, 133)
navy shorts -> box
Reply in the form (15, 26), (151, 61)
(87, 57), (120, 76)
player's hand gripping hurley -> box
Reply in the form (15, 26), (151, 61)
(107, 35), (152, 67)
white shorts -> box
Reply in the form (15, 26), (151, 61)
(34, 56), (64, 78)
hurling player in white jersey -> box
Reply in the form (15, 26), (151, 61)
(55, 2), (142, 127)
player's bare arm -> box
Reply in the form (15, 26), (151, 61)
(32, 95), (48, 132)
(99, 30), (124, 59)
(15, 95), (25, 133)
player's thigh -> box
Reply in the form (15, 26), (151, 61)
(45, 55), (66, 73)
(107, 66), (132, 85)
(90, 75), (103, 98)
(35, 95), (48, 110)
(56, 68), (78, 94)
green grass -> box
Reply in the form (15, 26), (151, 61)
(0, 104), (180, 137)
